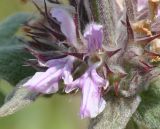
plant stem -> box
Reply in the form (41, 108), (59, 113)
(95, 0), (117, 47)
(88, 95), (141, 129)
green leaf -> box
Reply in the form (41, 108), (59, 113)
(0, 92), (5, 106)
(0, 79), (13, 106)
(0, 13), (36, 85)
(0, 77), (39, 117)
(126, 117), (149, 129)
(0, 13), (32, 43)
(133, 79), (160, 129)
(89, 95), (141, 129)
(0, 37), (35, 85)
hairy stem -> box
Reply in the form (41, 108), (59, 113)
(95, 0), (118, 47)
(88, 96), (141, 129)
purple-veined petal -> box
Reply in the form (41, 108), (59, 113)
(34, 69), (62, 92)
(65, 68), (89, 93)
(24, 56), (75, 94)
(91, 69), (108, 87)
(62, 56), (75, 84)
(65, 79), (81, 93)
(46, 56), (75, 85)
(50, 7), (78, 47)
(43, 82), (59, 94)
(46, 57), (68, 67)
(83, 23), (103, 52)
(24, 67), (58, 87)
(23, 67), (62, 94)
(62, 66), (73, 84)
(66, 68), (107, 118)
(23, 72), (43, 88)
(80, 77), (106, 118)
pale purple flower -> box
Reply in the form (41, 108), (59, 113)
(66, 68), (109, 118)
(25, 7), (107, 118)
(84, 23), (103, 52)
(23, 56), (74, 94)
(50, 8), (106, 118)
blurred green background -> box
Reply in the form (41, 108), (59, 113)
(0, 0), (88, 129)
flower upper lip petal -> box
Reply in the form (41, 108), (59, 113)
(83, 23), (103, 52)
(50, 7), (79, 48)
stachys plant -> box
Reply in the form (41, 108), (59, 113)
(1, 0), (160, 129)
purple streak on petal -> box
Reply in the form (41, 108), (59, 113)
(23, 72), (43, 88)
(91, 69), (108, 87)
(63, 69), (73, 84)
(46, 57), (68, 67)
(80, 75), (106, 118)
(33, 69), (62, 93)
(23, 67), (58, 88)
(66, 68), (107, 118)
(65, 79), (80, 93)
(80, 77), (92, 118)
(62, 58), (74, 84)
(50, 7), (78, 47)
(43, 82), (59, 94)
(24, 67), (62, 94)
(24, 56), (75, 94)
(83, 23), (103, 52)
